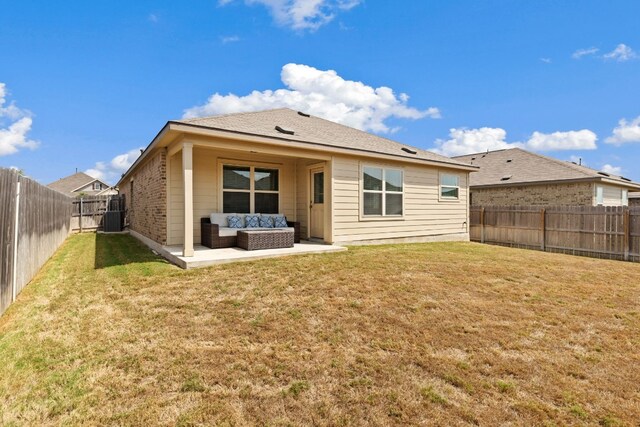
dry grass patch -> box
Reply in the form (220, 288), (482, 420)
(1, 233), (639, 425)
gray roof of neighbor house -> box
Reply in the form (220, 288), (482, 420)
(47, 172), (107, 196)
(175, 108), (473, 169)
(453, 148), (640, 189)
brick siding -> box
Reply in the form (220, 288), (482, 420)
(119, 149), (167, 244)
(470, 182), (594, 206)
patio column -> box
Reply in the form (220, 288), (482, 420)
(182, 142), (194, 257)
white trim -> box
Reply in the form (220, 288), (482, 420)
(218, 161), (282, 214)
(439, 172), (461, 202)
(359, 162), (405, 221)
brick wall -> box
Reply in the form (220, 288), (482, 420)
(470, 182), (594, 206)
(119, 149), (167, 244)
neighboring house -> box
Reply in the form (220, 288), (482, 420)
(453, 148), (640, 207)
(117, 108), (476, 257)
(630, 192), (640, 207)
(47, 172), (117, 197)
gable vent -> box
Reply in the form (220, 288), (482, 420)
(401, 147), (417, 154)
(297, 111), (310, 117)
(597, 171), (610, 177)
(500, 175), (512, 181)
(275, 125), (294, 135)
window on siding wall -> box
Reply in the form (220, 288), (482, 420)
(622, 189), (628, 206)
(440, 173), (460, 199)
(362, 166), (403, 216)
(222, 165), (279, 213)
(596, 185), (604, 205)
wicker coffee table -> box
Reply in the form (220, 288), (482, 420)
(237, 229), (295, 251)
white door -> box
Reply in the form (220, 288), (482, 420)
(310, 169), (324, 239)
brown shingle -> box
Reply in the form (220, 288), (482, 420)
(176, 108), (471, 168)
(47, 172), (105, 196)
(454, 148), (640, 189)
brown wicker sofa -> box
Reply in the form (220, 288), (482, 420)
(201, 214), (300, 249)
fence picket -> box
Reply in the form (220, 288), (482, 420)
(470, 205), (637, 263)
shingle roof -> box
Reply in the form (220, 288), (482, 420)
(176, 108), (472, 168)
(453, 148), (640, 188)
(47, 172), (103, 196)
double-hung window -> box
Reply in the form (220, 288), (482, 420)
(440, 173), (460, 200)
(362, 166), (403, 217)
(222, 165), (279, 213)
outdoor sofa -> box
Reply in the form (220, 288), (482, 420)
(201, 213), (300, 249)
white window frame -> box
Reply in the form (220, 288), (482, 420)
(595, 185), (604, 206)
(439, 172), (461, 201)
(360, 163), (404, 221)
(219, 161), (281, 214)
(93, 182), (101, 190)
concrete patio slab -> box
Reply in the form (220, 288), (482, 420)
(128, 229), (347, 268)
(163, 241), (347, 269)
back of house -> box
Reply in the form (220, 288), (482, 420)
(117, 108), (477, 257)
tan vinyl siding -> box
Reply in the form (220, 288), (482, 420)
(331, 156), (469, 243)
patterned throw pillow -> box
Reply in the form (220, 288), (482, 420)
(259, 216), (274, 228)
(245, 215), (260, 228)
(227, 215), (243, 228)
(273, 215), (288, 228)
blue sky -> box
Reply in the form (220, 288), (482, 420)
(1, 0), (639, 184)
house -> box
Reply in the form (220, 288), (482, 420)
(48, 172), (117, 197)
(453, 148), (640, 206)
(630, 192), (640, 207)
(117, 108), (476, 258)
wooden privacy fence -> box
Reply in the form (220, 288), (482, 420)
(0, 168), (73, 316)
(470, 205), (640, 262)
(71, 195), (124, 232)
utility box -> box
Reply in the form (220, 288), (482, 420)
(103, 211), (123, 232)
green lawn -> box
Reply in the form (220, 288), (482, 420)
(1, 233), (639, 425)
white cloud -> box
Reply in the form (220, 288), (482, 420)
(183, 63), (439, 133)
(0, 83), (39, 156)
(606, 116), (640, 145)
(601, 164), (622, 175)
(572, 47), (599, 59)
(603, 43), (636, 62)
(220, 0), (362, 31)
(221, 35), (240, 44)
(540, 57), (552, 64)
(432, 127), (523, 157)
(148, 13), (158, 23)
(433, 127), (597, 157)
(86, 147), (143, 184)
(526, 130), (597, 151)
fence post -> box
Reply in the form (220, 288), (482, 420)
(480, 207), (486, 244)
(540, 208), (546, 251)
(11, 177), (21, 303)
(624, 207), (630, 261)
(79, 197), (83, 233)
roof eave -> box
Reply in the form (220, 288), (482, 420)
(168, 121), (478, 171)
(470, 176), (640, 190)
